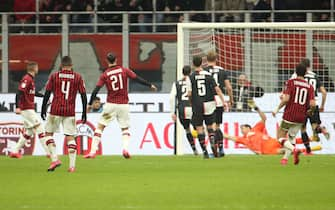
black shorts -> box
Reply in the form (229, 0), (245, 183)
(307, 106), (321, 125)
(178, 117), (191, 130)
(192, 112), (216, 127)
(215, 107), (224, 124)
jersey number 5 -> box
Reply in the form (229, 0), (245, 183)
(197, 80), (206, 96)
(110, 73), (123, 91)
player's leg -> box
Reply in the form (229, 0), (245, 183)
(117, 104), (132, 158)
(214, 107), (224, 157)
(10, 128), (34, 158)
(278, 121), (301, 165)
(45, 114), (62, 171)
(300, 123), (311, 154)
(205, 113), (218, 157)
(63, 116), (77, 172)
(33, 123), (50, 157)
(192, 113), (208, 158)
(182, 119), (198, 155)
(84, 103), (114, 158)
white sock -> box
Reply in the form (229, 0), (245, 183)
(90, 129), (102, 154)
(122, 129), (130, 151)
(279, 137), (295, 151)
(45, 136), (58, 162)
(36, 125), (50, 156)
(13, 133), (30, 153)
(67, 139), (76, 168)
(283, 148), (292, 160)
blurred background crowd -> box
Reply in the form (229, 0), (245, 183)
(0, 0), (332, 33)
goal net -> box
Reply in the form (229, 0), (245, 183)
(176, 22), (335, 154)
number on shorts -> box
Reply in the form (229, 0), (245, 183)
(294, 86), (308, 105)
(110, 73), (123, 91)
(61, 81), (70, 100)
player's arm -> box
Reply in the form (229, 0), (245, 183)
(169, 82), (177, 122)
(272, 94), (289, 117)
(222, 133), (237, 141)
(215, 86), (225, 105)
(88, 86), (102, 107)
(80, 92), (87, 123)
(15, 90), (23, 114)
(133, 75), (157, 91)
(224, 79), (234, 106)
(255, 106), (266, 123)
(34, 92), (44, 97)
(41, 90), (51, 120)
(319, 85), (327, 112)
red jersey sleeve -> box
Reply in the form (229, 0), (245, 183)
(252, 121), (266, 133)
(18, 77), (30, 92)
(77, 74), (86, 94)
(125, 68), (137, 79)
(283, 80), (293, 95)
(45, 73), (54, 91)
(96, 73), (106, 87)
(308, 85), (315, 101)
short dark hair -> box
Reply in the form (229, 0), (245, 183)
(26, 61), (38, 71)
(240, 124), (252, 129)
(295, 63), (307, 77)
(192, 56), (202, 67)
(182, 65), (191, 76)
(93, 96), (100, 101)
(107, 52), (116, 63)
(300, 58), (310, 68)
(61, 56), (72, 66)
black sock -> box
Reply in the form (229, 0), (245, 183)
(215, 129), (224, 152)
(198, 133), (207, 154)
(301, 132), (311, 153)
(186, 133), (196, 152)
(208, 129), (217, 157)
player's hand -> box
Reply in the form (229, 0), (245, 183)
(81, 112), (87, 123)
(171, 114), (177, 122)
(319, 107), (324, 112)
(15, 108), (21, 115)
(307, 108), (314, 117)
(150, 84), (158, 91)
(271, 111), (277, 117)
(86, 105), (92, 113)
(247, 99), (256, 109)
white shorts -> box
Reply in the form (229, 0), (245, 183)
(99, 103), (130, 129)
(45, 114), (76, 136)
(280, 120), (303, 144)
(21, 109), (41, 129)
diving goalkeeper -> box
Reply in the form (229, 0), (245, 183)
(223, 101), (321, 155)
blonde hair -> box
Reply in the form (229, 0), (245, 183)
(206, 50), (217, 62)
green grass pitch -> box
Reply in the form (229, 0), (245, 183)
(1, 155), (335, 210)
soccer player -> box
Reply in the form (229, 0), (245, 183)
(291, 58), (329, 153)
(41, 56), (87, 172)
(188, 56), (225, 158)
(170, 65), (198, 155)
(223, 103), (321, 155)
(84, 52), (157, 159)
(272, 63), (316, 165)
(203, 50), (234, 157)
(10, 62), (50, 158)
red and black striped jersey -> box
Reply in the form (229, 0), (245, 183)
(18, 73), (35, 110)
(96, 65), (137, 104)
(46, 69), (86, 116)
(282, 78), (315, 123)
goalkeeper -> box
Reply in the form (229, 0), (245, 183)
(223, 101), (321, 155)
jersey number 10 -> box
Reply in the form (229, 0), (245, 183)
(294, 86), (308, 105)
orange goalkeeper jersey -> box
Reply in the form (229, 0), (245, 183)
(236, 121), (281, 154)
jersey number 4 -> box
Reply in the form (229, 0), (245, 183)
(61, 81), (70, 100)
(110, 73), (124, 91)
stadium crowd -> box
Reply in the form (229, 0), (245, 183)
(0, 0), (332, 33)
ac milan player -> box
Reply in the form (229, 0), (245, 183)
(170, 65), (198, 155)
(188, 56), (225, 158)
(272, 63), (316, 165)
(41, 56), (87, 172)
(10, 62), (50, 158)
(203, 50), (234, 157)
(291, 58), (329, 153)
(84, 52), (157, 159)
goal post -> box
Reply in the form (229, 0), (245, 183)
(176, 22), (335, 155)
